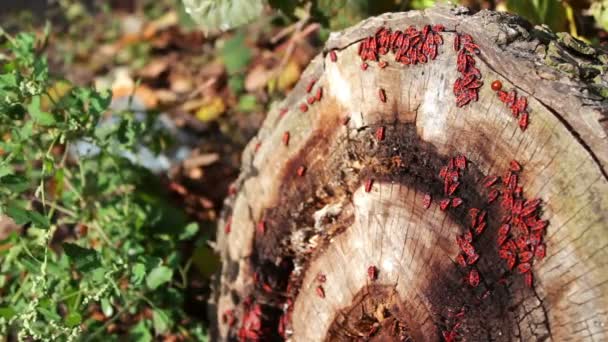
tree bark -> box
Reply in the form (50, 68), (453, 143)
(211, 5), (608, 341)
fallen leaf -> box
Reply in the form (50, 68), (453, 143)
(138, 58), (170, 79)
(183, 153), (220, 169)
(194, 97), (225, 122)
(245, 65), (273, 91)
(277, 59), (301, 91)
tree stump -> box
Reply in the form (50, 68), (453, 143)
(212, 5), (608, 341)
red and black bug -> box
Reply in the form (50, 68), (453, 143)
(488, 189), (500, 203)
(224, 217), (232, 234)
(368, 265), (378, 281)
(316, 87), (323, 101)
(282, 131), (290, 146)
(375, 126), (385, 141)
(423, 193), (432, 209)
(317, 273), (326, 283)
(296, 165), (306, 177)
(455, 254), (467, 268)
(524, 272), (533, 288)
(257, 220), (266, 235)
(468, 269), (480, 287)
(451, 197), (463, 208)
(316, 286), (325, 298)
(306, 79), (316, 93)
(519, 111), (529, 130)
(330, 50), (337, 62)
(439, 198), (451, 211)
(509, 160), (522, 172)
(365, 179), (374, 193)
(535, 244), (546, 260)
(467, 253), (479, 265)
(378, 88), (387, 103)
(518, 262), (531, 274)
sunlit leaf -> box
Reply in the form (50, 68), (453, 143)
(64, 312), (82, 327)
(591, 0), (608, 32)
(221, 33), (251, 75)
(506, 0), (568, 32)
(63, 243), (102, 273)
(153, 309), (172, 335)
(195, 97), (226, 122)
(27, 96), (55, 126)
(183, 0), (265, 32)
(179, 222), (199, 240)
(146, 265), (173, 290)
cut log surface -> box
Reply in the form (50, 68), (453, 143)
(212, 5), (608, 342)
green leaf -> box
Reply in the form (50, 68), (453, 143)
(183, 0), (264, 32)
(28, 210), (50, 229)
(64, 312), (82, 327)
(101, 297), (114, 317)
(237, 94), (258, 112)
(27, 96), (55, 126)
(315, 0), (368, 30)
(591, 1), (608, 32)
(89, 90), (111, 115)
(0, 174), (30, 193)
(63, 243), (102, 273)
(267, 0), (297, 17)
(146, 265), (173, 290)
(131, 263), (146, 285)
(0, 307), (16, 319)
(228, 76), (245, 94)
(179, 222), (199, 241)
(152, 309), (172, 335)
(129, 320), (152, 342)
(4, 202), (30, 225)
(221, 33), (251, 75)
(506, 0), (567, 32)
(3, 201), (49, 230)
(0, 163), (13, 179)
(410, 0), (436, 10)
(38, 306), (61, 322)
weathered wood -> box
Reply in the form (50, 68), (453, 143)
(212, 5), (608, 341)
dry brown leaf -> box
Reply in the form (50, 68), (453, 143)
(138, 58), (170, 79)
(245, 65), (274, 92)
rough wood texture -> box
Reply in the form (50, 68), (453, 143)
(211, 5), (608, 341)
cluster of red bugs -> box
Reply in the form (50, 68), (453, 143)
(358, 25), (445, 69)
(297, 78), (324, 114)
(453, 33), (482, 108)
(484, 160), (547, 287)
(237, 300), (265, 341)
(455, 205), (488, 288)
(491, 80), (530, 131)
(441, 306), (466, 342)
(424, 155), (467, 211)
(278, 297), (294, 338)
